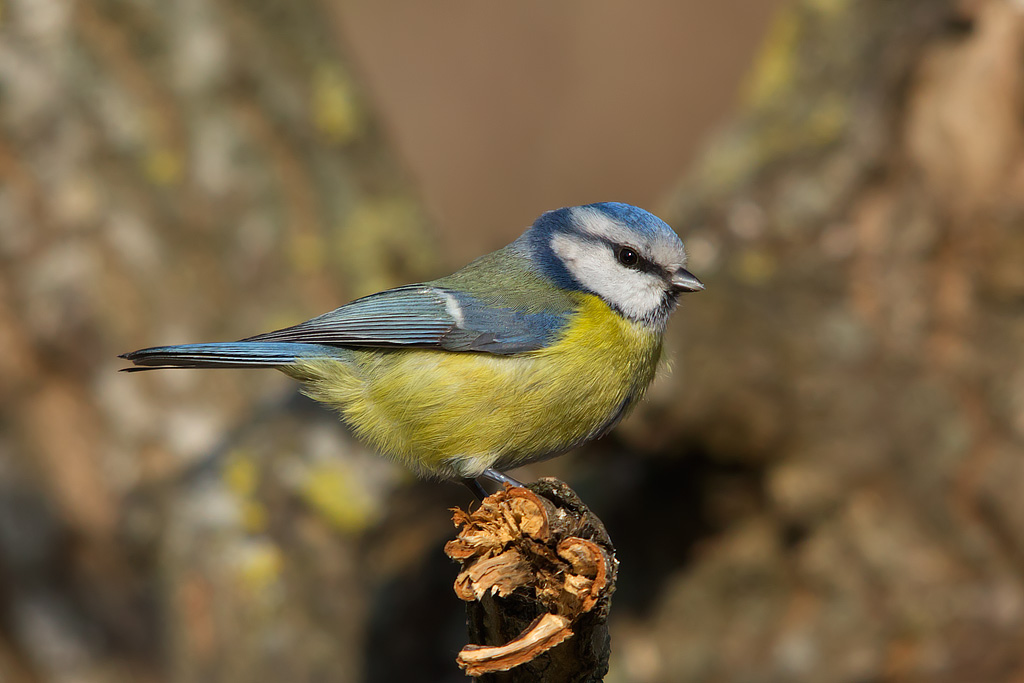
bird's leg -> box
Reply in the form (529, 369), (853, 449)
(462, 470), (526, 501)
(480, 468), (525, 488)
(461, 477), (489, 501)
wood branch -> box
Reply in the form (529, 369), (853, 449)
(444, 479), (618, 681)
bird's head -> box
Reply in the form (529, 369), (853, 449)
(522, 202), (703, 329)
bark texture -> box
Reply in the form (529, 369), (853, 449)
(0, 2), (433, 682)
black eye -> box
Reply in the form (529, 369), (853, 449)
(617, 247), (639, 268)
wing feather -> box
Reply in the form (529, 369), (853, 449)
(241, 284), (568, 355)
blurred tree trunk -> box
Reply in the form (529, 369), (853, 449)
(623, 0), (1024, 680)
(0, 2), (435, 682)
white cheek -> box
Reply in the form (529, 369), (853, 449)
(550, 233), (665, 322)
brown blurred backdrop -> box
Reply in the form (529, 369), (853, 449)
(339, 0), (778, 259)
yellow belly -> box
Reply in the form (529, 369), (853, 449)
(286, 294), (663, 478)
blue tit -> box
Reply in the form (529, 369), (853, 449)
(121, 202), (703, 493)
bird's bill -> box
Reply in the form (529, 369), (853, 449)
(670, 268), (704, 292)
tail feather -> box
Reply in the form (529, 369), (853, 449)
(120, 342), (345, 371)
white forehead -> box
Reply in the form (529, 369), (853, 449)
(570, 206), (687, 270)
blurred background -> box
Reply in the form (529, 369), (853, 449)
(2, 0), (1024, 681)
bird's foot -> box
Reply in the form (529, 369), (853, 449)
(461, 477), (489, 501)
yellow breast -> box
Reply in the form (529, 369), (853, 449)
(288, 293), (663, 479)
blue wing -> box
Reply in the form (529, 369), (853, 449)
(120, 342), (350, 370)
(241, 284), (570, 355)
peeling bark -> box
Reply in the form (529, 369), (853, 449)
(445, 480), (617, 681)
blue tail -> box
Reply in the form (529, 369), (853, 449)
(119, 342), (347, 371)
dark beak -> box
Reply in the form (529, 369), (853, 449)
(670, 268), (704, 293)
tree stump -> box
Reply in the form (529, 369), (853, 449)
(445, 479), (617, 682)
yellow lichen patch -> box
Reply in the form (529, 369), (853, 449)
(805, 0), (848, 18)
(312, 64), (362, 145)
(742, 7), (801, 110)
(234, 540), (283, 596)
(804, 92), (848, 145)
(223, 452), (268, 533)
(743, 0), (850, 110)
(144, 146), (182, 186)
(299, 461), (378, 533)
(240, 500), (268, 533)
(701, 72), (849, 192)
(336, 198), (436, 296)
(224, 452), (260, 497)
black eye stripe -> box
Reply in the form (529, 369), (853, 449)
(564, 233), (668, 278)
(613, 243), (663, 275)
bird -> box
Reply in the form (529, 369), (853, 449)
(121, 202), (704, 497)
